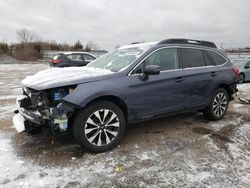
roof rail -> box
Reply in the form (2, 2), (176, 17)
(157, 38), (217, 48)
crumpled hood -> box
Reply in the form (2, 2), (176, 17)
(22, 66), (113, 90)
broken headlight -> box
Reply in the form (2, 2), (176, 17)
(53, 86), (76, 101)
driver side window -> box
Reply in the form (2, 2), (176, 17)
(132, 48), (179, 74)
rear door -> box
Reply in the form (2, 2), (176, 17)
(181, 48), (217, 108)
(67, 54), (86, 66)
(127, 47), (185, 118)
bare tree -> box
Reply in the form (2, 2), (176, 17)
(73, 40), (83, 50)
(84, 41), (98, 52)
(16, 28), (38, 43)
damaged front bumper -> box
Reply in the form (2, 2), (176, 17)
(13, 95), (74, 135)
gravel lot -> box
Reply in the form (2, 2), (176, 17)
(0, 64), (249, 187)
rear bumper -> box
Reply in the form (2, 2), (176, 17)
(230, 84), (238, 93)
(229, 83), (238, 101)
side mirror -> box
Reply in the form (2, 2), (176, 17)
(245, 64), (250, 69)
(144, 65), (160, 75)
(140, 65), (160, 81)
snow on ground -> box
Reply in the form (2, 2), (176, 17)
(0, 95), (18, 100)
(0, 64), (249, 187)
(0, 103), (15, 120)
(238, 83), (250, 93)
(0, 132), (116, 187)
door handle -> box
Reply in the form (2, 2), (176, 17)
(210, 72), (217, 77)
(175, 77), (185, 82)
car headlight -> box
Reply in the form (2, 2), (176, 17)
(53, 86), (76, 101)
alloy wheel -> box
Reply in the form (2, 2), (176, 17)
(84, 109), (120, 146)
(212, 92), (228, 117)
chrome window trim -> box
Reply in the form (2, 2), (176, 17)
(128, 46), (228, 76)
(128, 46), (179, 76)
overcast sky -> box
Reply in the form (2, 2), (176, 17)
(0, 0), (249, 50)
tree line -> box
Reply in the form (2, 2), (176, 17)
(0, 28), (98, 61)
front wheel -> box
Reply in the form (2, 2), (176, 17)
(73, 101), (126, 152)
(203, 88), (229, 121)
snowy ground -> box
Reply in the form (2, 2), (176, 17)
(0, 64), (249, 187)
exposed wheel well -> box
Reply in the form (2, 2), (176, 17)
(83, 96), (128, 121)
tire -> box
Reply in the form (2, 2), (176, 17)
(203, 88), (229, 121)
(73, 100), (126, 152)
(238, 73), (245, 84)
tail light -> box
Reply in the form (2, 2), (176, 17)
(233, 67), (239, 76)
(49, 59), (62, 63)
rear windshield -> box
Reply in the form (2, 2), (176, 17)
(52, 54), (63, 60)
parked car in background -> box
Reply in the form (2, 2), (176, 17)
(49, 52), (96, 67)
(14, 38), (238, 152)
(231, 59), (250, 83)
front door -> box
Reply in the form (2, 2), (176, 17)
(127, 48), (185, 118)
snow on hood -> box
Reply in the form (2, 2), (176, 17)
(22, 66), (113, 90)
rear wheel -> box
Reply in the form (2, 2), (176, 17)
(204, 88), (229, 121)
(238, 73), (245, 84)
(73, 101), (126, 152)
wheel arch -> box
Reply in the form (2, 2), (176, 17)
(239, 72), (245, 76)
(76, 95), (128, 122)
(217, 84), (231, 97)
(239, 72), (245, 79)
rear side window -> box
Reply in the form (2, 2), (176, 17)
(181, 48), (206, 68)
(67, 54), (83, 61)
(203, 51), (213, 66)
(207, 51), (226, 65)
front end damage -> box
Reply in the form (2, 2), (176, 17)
(13, 86), (76, 136)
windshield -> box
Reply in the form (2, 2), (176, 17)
(231, 59), (249, 66)
(87, 42), (156, 72)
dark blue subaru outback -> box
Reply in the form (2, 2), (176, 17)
(14, 39), (238, 152)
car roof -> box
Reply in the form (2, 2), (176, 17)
(58, 51), (93, 56)
(120, 41), (219, 52)
(56, 51), (96, 57)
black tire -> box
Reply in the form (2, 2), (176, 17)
(73, 100), (126, 152)
(238, 73), (245, 84)
(203, 88), (229, 121)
